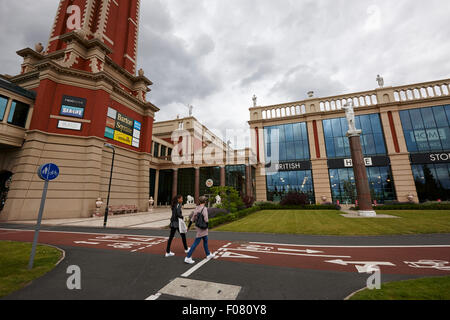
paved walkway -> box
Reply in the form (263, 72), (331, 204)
(6, 207), (175, 229)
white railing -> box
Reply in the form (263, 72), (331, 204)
(253, 78), (450, 121)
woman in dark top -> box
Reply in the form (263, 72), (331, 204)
(165, 195), (189, 257)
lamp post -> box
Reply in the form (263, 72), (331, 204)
(104, 143), (116, 227)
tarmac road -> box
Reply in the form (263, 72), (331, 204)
(1, 223), (449, 300)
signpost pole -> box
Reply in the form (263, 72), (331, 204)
(104, 144), (116, 228)
(28, 179), (49, 270)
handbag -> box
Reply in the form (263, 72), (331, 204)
(179, 218), (187, 234)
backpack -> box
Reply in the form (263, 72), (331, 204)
(195, 207), (208, 229)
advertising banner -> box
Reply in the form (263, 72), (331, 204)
(105, 107), (140, 148)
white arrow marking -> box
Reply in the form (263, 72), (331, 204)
(326, 259), (395, 273)
(74, 241), (100, 245)
(221, 251), (259, 259)
(225, 248), (350, 258)
(278, 248), (323, 254)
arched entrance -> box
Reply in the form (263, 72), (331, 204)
(0, 171), (13, 213)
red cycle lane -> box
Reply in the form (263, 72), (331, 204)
(1, 228), (449, 276)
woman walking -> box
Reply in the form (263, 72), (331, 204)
(184, 196), (215, 264)
(166, 195), (189, 257)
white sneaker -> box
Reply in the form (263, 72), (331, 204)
(184, 257), (195, 264)
(185, 247), (190, 254)
(165, 252), (175, 257)
(206, 253), (216, 260)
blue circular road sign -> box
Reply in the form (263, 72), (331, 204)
(38, 163), (60, 181)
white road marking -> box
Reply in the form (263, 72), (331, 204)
(181, 258), (211, 278)
(146, 293), (161, 300)
(278, 248), (323, 254)
(0, 227), (169, 239)
(249, 241), (450, 248)
(325, 259), (395, 273)
(223, 248), (351, 258)
(73, 241), (100, 245)
(220, 251), (259, 259)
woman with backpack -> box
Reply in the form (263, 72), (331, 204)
(165, 195), (190, 257)
(184, 196), (215, 264)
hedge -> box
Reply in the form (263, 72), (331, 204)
(256, 203), (341, 211)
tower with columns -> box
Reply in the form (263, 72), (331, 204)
(1, 0), (159, 221)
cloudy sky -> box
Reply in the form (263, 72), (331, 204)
(1, 0), (449, 147)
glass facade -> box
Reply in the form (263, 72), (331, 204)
(177, 168), (195, 200)
(264, 122), (313, 202)
(400, 105), (450, 152)
(0, 95), (8, 121)
(329, 167), (396, 204)
(323, 114), (386, 158)
(411, 164), (450, 201)
(199, 166), (220, 196)
(400, 105), (450, 202)
(264, 122), (310, 161)
(226, 165), (246, 196)
(7, 100), (29, 128)
(266, 170), (314, 203)
(323, 114), (396, 204)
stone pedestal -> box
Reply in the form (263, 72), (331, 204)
(347, 131), (376, 217)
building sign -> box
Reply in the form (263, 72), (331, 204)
(410, 152), (450, 164)
(206, 179), (214, 188)
(266, 161), (312, 172)
(105, 107), (141, 148)
(327, 156), (390, 169)
(412, 129), (446, 142)
(60, 95), (86, 119)
(57, 120), (82, 131)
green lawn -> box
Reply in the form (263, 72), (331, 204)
(350, 276), (450, 300)
(0, 241), (63, 298)
(213, 210), (450, 235)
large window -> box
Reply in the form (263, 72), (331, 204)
(399, 105), (450, 152)
(160, 145), (167, 157)
(323, 114), (386, 158)
(412, 164), (450, 202)
(153, 142), (160, 157)
(264, 122), (310, 162)
(7, 100), (29, 128)
(0, 95), (8, 121)
(226, 165), (246, 196)
(266, 170), (314, 203)
(329, 166), (396, 204)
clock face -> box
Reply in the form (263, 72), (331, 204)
(206, 179), (214, 188)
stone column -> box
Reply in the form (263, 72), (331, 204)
(194, 167), (200, 203)
(245, 164), (251, 197)
(347, 132), (376, 216)
(220, 165), (226, 187)
(172, 168), (178, 198)
(154, 169), (160, 206)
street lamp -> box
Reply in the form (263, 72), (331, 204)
(104, 143), (116, 228)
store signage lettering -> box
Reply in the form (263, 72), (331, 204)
(60, 105), (84, 118)
(57, 120), (82, 131)
(60, 95), (86, 119)
(105, 107), (141, 148)
(344, 158), (373, 167)
(410, 152), (450, 164)
(268, 161), (312, 172)
(412, 129), (445, 142)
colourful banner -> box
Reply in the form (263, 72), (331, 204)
(114, 130), (132, 146)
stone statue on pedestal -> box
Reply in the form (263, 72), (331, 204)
(376, 75), (384, 88)
(343, 101), (358, 133)
(252, 95), (257, 107)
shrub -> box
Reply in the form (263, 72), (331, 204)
(206, 207), (229, 219)
(280, 192), (308, 206)
(210, 186), (245, 213)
